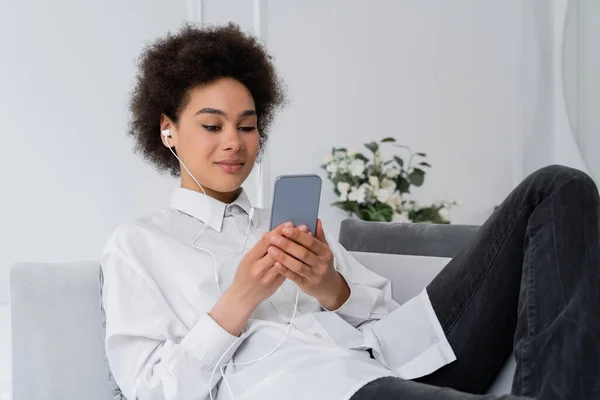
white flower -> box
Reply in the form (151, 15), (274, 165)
(337, 182), (350, 201)
(326, 163), (338, 177)
(348, 186), (367, 204)
(376, 188), (391, 203)
(348, 148), (357, 157)
(386, 192), (403, 208)
(439, 207), (450, 219)
(324, 154), (334, 163)
(392, 212), (411, 223)
(386, 168), (400, 178)
(338, 160), (349, 173)
(349, 159), (366, 177)
(380, 178), (396, 191)
(337, 181), (350, 194)
(368, 175), (379, 189)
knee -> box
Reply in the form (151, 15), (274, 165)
(530, 165), (596, 192)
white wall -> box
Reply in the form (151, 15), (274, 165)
(571, 0), (600, 178)
(265, 0), (524, 236)
(0, 0), (190, 395)
(0, 1), (192, 301)
(521, 0), (596, 179)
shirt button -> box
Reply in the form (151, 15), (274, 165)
(313, 333), (322, 339)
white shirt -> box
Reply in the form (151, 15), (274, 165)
(101, 188), (456, 400)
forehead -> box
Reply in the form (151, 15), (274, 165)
(184, 78), (256, 114)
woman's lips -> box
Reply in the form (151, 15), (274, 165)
(216, 163), (243, 173)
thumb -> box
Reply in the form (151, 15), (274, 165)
(315, 219), (328, 244)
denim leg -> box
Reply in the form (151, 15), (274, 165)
(414, 165), (600, 400)
(351, 377), (531, 400)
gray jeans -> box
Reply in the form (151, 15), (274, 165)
(351, 165), (600, 400)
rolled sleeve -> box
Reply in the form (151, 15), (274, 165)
(364, 289), (456, 379)
(321, 279), (378, 327)
(180, 313), (243, 368)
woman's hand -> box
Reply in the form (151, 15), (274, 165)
(229, 222), (292, 307)
(267, 219), (350, 310)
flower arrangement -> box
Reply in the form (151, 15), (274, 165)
(321, 137), (458, 223)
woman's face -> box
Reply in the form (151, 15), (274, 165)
(162, 78), (260, 203)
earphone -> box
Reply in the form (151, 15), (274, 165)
(162, 127), (299, 400)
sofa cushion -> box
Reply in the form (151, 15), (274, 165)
(340, 219), (479, 257)
(10, 262), (113, 400)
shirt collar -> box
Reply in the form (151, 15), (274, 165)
(170, 187), (258, 232)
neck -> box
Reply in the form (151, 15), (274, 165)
(180, 174), (241, 204)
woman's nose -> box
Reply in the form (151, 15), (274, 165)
(223, 127), (244, 151)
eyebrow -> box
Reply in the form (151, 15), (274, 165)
(195, 108), (257, 118)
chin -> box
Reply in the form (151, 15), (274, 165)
(212, 174), (249, 193)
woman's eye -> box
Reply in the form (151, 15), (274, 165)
(203, 125), (221, 132)
(239, 126), (257, 132)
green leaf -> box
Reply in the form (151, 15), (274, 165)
(364, 142), (379, 153)
(354, 153), (369, 163)
(393, 156), (404, 168)
(409, 168), (425, 186)
(415, 152), (426, 157)
(418, 161), (432, 168)
(397, 177), (410, 193)
(333, 147), (347, 153)
(381, 137), (396, 143)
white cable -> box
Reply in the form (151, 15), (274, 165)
(166, 145), (207, 195)
(164, 131), (298, 400)
(218, 287), (299, 398)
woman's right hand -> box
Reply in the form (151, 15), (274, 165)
(229, 222), (292, 306)
(209, 222), (291, 336)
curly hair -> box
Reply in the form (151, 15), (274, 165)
(128, 23), (286, 177)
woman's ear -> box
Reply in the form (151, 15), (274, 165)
(160, 115), (176, 148)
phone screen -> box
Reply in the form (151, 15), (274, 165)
(269, 174), (322, 235)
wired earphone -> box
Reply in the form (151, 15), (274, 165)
(161, 128), (300, 400)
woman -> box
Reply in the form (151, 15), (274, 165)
(101, 23), (600, 400)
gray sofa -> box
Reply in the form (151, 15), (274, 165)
(9, 220), (515, 399)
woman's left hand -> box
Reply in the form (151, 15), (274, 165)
(267, 219), (350, 310)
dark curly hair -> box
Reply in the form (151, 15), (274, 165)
(128, 23), (286, 177)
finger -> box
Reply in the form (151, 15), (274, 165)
(274, 261), (305, 285)
(256, 253), (277, 273)
(269, 234), (319, 267)
(274, 221), (294, 232)
(297, 225), (313, 236)
(281, 226), (328, 256)
(268, 245), (314, 279)
(252, 222), (294, 256)
(315, 219), (328, 244)
(264, 262), (286, 284)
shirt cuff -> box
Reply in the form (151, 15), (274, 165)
(367, 289), (456, 379)
(321, 277), (377, 327)
(179, 313), (244, 368)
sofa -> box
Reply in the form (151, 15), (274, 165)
(9, 220), (516, 399)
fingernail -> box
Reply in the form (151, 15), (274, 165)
(268, 246), (279, 256)
(282, 227), (292, 236)
(269, 235), (281, 245)
(284, 221), (293, 227)
(299, 225), (308, 231)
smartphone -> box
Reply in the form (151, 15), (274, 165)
(269, 174), (322, 236)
